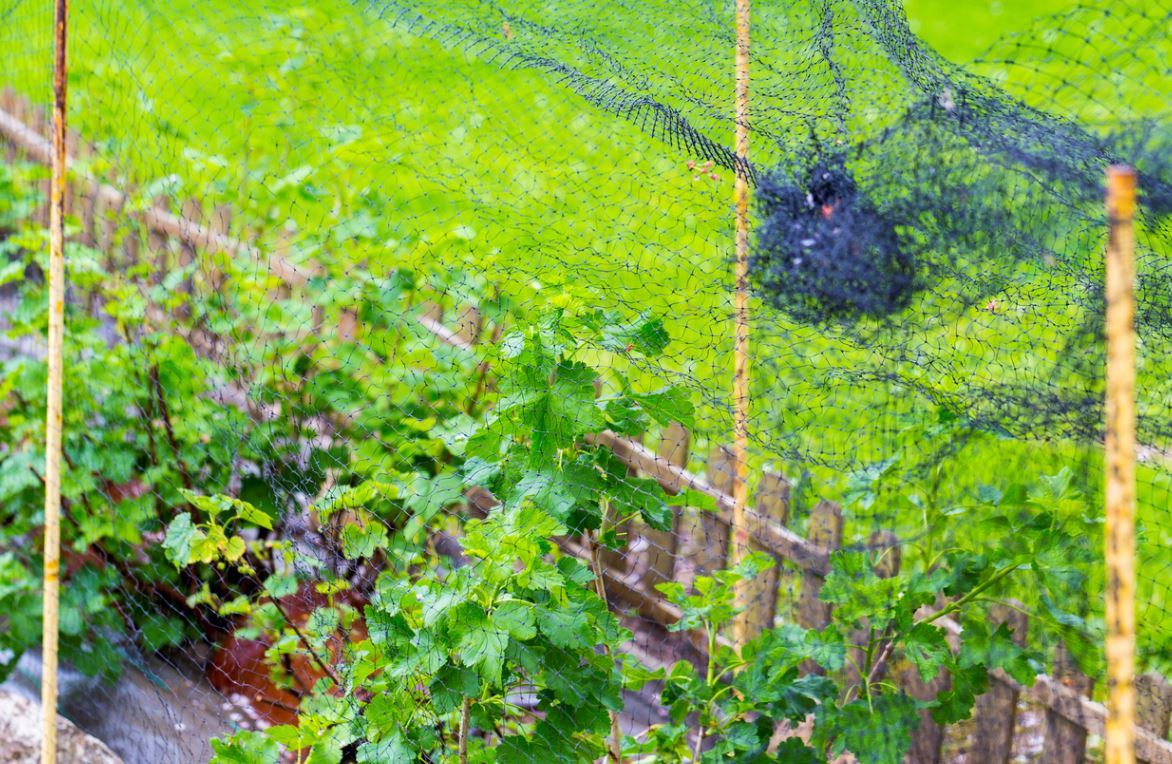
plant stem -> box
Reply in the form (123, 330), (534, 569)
(458, 697), (471, 764)
(918, 563), (1019, 627)
(691, 622), (718, 763)
(267, 595), (341, 688)
(149, 363), (193, 491)
(586, 527), (624, 764)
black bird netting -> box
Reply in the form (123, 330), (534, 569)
(0, 0), (1169, 761)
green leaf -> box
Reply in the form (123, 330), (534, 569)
(609, 475), (672, 532)
(664, 489), (719, 513)
(209, 730), (281, 764)
(139, 612), (186, 652)
(341, 522), (389, 560)
(603, 396), (648, 435)
(233, 499), (274, 530)
(494, 600), (537, 640)
(0, 448), (40, 502)
(178, 490), (274, 530)
(457, 625), (509, 684)
(223, 535), (247, 562)
(815, 695), (918, 764)
(538, 605), (592, 650)
(628, 387), (694, 430)
(162, 512), (197, 567)
(429, 664), (480, 714)
(904, 622), (951, 682)
(771, 738), (822, 763)
(930, 662), (989, 725)
(357, 732), (415, 764)
(264, 573), (298, 599)
(600, 312), (670, 357)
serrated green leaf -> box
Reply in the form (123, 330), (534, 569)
(209, 730), (281, 764)
(904, 622), (951, 682)
(629, 386), (694, 430)
(341, 522), (389, 560)
(457, 625), (509, 684)
(162, 512), (197, 567)
(494, 600), (537, 640)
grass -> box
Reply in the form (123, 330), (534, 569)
(0, 0), (1169, 670)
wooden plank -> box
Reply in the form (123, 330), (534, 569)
(796, 500), (841, 631)
(638, 422), (689, 591)
(207, 204), (232, 292)
(599, 433), (641, 581)
(692, 445), (734, 578)
(147, 195), (170, 286)
(452, 304), (482, 347)
(79, 178), (96, 246)
(969, 602), (1028, 764)
(587, 431), (830, 575)
(899, 611), (950, 763)
(1137, 673), (1172, 762)
(738, 470), (789, 640)
(1041, 642), (1092, 764)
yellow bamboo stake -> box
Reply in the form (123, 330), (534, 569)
(731, 0), (752, 649)
(41, 1), (70, 762)
(1104, 164), (1137, 764)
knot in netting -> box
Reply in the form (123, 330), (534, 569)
(752, 158), (915, 321)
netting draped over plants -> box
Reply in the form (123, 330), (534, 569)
(0, 0), (1169, 762)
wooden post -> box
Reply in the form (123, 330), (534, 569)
(453, 304), (482, 347)
(1042, 642), (1093, 764)
(796, 500), (841, 631)
(1136, 673), (1172, 760)
(148, 195), (170, 286)
(41, 1), (70, 762)
(694, 445), (735, 579)
(1105, 164), (1137, 764)
(738, 471), (789, 640)
(638, 422), (689, 590)
(899, 601), (950, 764)
(730, 0), (752, 651)
(970, 602), (1029, 764)
(600, 433), (642, 582)
(207, 204), (232, 292)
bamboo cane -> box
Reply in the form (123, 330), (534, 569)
(41, 1), (69, 763)
(1104, 164), (1137, 764)
(730, 0), (752, 649)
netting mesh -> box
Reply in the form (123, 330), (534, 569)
(0, 0), (1169, 761)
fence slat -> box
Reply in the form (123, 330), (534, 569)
(738, 470), (789, 640)
(600, 433), (641, 582)
(796, 499), (841, 631)
(1042, 642), (1092, 764)
(970, 602), (1029, 764)
(453, 304), (482, 346)
(692, 445), (735, 579)
(207, 204), (232, 291)
(900, 634), (949, 763)
(147, 195), (170, 286)
(1138, 673), (1172, 763)
(638, 422), (689, 591)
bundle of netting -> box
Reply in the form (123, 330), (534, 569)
(751, 156), (915, 320)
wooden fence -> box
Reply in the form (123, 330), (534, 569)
(1, 90), (1170, 763)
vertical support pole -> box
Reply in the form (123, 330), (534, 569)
(1104, 164), (1137, 764)
(730, 0), (752, 650)
(41, 1), (70, 762)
